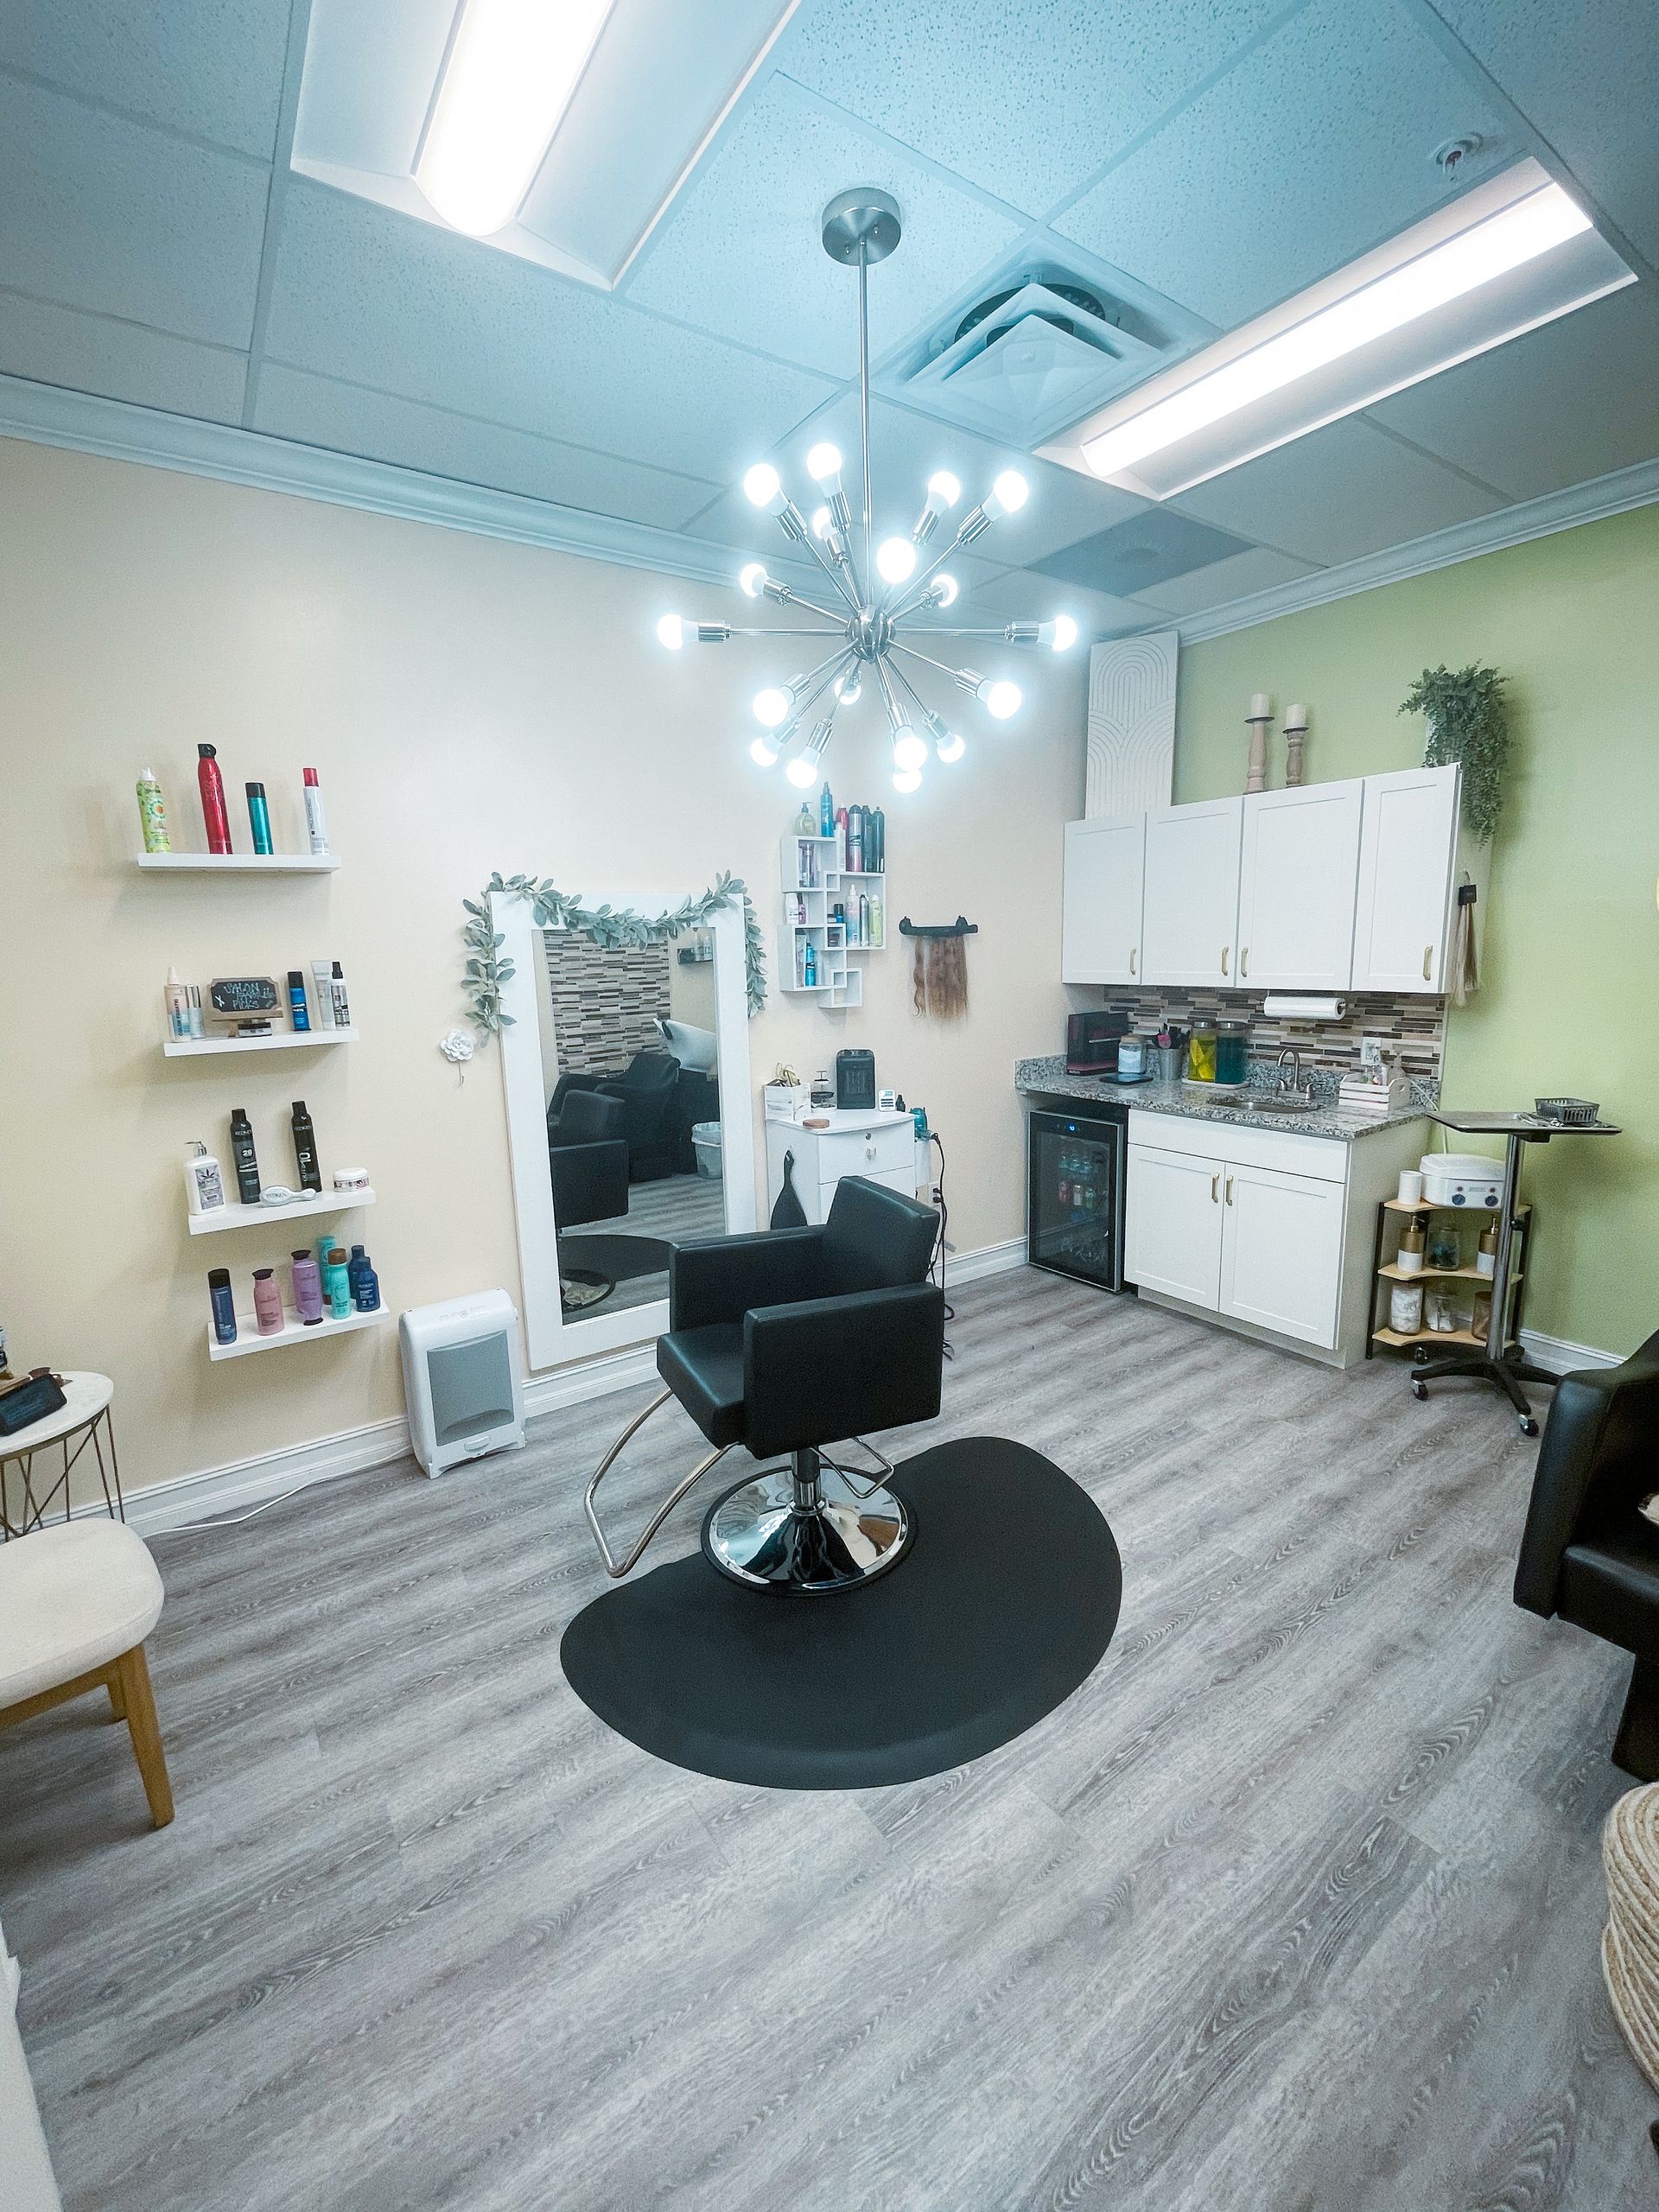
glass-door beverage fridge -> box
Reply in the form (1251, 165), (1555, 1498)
(1027, 1105), (1128, 1292)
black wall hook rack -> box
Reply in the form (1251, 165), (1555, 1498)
(898, 916), (978, 938)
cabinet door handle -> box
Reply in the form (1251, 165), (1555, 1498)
(1211, 1173), (1220, 1203)
(1422, 944), (1433, 981)
(1129, 946), (1136, 977)
(1225, 1174), (1234, 1205)
(1221, 944), (1230, 977)
(1241, 946), (1249, 977)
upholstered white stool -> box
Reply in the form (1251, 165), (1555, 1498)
(0, 1520), (173, 1829)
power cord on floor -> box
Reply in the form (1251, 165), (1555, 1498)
(149, 1476), (334, 1537)
(929, 1128), (955, 1358)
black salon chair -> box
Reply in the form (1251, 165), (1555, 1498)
(546, 1089), (629, 1229)
(585, 1177), (944, 1592)
(1514, 1328), (1659, 1777)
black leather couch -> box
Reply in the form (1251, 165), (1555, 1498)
(545, 1088), (629, 1230)
(1514, 1330), (1659, 1777)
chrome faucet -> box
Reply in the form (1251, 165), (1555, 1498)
(1276, 1046), (1304, 1094)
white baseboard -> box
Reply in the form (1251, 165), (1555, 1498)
(1517, 1328), (1620, 1376)
(125, 1249), (1026, 1536)
(944, 1236), (1028, 1286)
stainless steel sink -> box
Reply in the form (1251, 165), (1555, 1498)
(1249, 1090), (1319, 1115)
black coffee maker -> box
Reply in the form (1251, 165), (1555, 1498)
(836, 1048), (876, 1109)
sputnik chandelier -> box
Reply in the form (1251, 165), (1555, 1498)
(653, 188), (1080, 794)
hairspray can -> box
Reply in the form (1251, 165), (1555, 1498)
(245, 781), (273, 855)
(197, 743), (232, 854)
(302, 766), (328, 855)
(290, 1100), (321, 1192)
(228, 1105), (261, 1205)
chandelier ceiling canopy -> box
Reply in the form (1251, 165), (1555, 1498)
(654, 188), (1081, 795)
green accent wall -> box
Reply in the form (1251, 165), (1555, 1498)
(1173, 502), (1659, 1358)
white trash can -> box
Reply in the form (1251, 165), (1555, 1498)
(691, 1121), (722, 1178)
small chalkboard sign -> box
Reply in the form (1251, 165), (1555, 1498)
(208, 976), (281, 1035)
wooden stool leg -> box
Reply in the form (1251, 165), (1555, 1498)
(107, 1670), (126, 1721)
(114, 1644), (174, 1828)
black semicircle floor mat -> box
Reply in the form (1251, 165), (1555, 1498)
(560, 1436), (1122, 1790)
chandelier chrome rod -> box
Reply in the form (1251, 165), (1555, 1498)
(791, 645), (861, 723)
(772, 586), (855, 625)
(887, 654), (936, 728)
(787, 507), (864, 615)
(887, 639), (962, 683)
(858, 244), (873, 604)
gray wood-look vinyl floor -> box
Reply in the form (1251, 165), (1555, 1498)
(3, 1268), (1654, 2210)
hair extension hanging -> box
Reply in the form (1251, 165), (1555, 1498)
(899, 917), (976, 1020)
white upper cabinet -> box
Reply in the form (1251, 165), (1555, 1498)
(1352, 764), (1461, 994)
(1236, 779), (1363, 992)
(1062, 816), (1146, 985)
(1141, 797), (1244, 987)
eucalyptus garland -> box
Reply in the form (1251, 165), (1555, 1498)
(1399, 663), (1510, 842)
(462, 869), (766, 1038)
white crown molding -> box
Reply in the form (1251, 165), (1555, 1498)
(1162, 454), (1659, 643)
(0, 372), (752, 588)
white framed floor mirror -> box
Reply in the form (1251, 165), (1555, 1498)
(495, 887), (757, 1373)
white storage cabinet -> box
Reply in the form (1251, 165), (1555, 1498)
(1061, 815), (1145, 985)
(764, 1109), (920, 1227)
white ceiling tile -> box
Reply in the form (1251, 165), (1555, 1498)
(1057, 0), (1509, 328)
(0, 291), (246, 421)
(1129, 545), (1320, 615)
(776, 0), (1287, 216)
(261, 183), (837, 482)
(679, 391), (1152, 572)
(953, 569), (1152, 641)
(1171, 417), (1504, 567)
(0, 0), (291, 159)
(251, 366), (721, 529)
(1431, 0), (1659, 266)
(1367, 283), (1659, 501)
(0, 77), (268, 346)
(622, 75), (1023, 378)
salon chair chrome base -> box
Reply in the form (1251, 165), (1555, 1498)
(702, 1447), (912, 1594)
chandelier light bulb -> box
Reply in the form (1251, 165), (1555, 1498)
(655, 613), (686, 650)
(892, 725), (928, 772)
(785, 753), (819, 788)
(978, 677), (1023, 719)
(1042, 614), (1079, 652)
(738, 563), (766, 599)
(892, 765), (923, 794)
(935, 728), (966, 763)
(835, 670), (861, 706)
(928, 470), (961, 508)
(750, 734), (780, 767)
(810, 505), (833, 539)
(753, 684), (794, 728)
(931, 572), (959, 608)
(983, 468), (1029, 520)
(877, 535), (918, 585)
(805, 442), (843, 486)
(743, 461), (785, 512)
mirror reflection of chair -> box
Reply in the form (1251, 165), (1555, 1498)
(555, 1052), (683, 1182)
(585, 1178), (944, 1592)
(546, 1088), (629, 1312)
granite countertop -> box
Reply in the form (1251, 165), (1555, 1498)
(1014, 1056), (1436, 1143)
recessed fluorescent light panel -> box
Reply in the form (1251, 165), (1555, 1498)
(416, 0), (618, 237)
(1040, 160), (1636, 500)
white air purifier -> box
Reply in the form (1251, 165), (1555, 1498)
(399, 1290), (525, 1478)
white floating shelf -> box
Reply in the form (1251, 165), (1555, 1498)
(207, 1302), (390, 1361)
(136, 852), (340, 874)
(162, 1027), (358, 1059)
(187, 1186), (375, 1237)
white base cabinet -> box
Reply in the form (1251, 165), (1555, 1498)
(765, 1109), (920, 1226)
(1126, 1109), (1427, 1363)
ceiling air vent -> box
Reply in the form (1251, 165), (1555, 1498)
(888, 264), (1183, 447)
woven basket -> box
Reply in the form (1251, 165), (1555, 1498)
(1602, 1783), (1659, 2093)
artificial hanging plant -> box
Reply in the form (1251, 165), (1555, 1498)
(1397, 662), (1510, 842)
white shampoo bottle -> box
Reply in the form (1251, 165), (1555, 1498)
(185, 1140), (226, 1215)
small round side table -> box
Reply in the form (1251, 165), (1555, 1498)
(0, 1373), (124, 1538)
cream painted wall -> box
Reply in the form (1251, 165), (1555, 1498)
(0, 437), (1081, 1497)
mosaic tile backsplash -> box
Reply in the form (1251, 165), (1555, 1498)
(1087, 988), (1446, 1084)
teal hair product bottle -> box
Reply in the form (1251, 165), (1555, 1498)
(245, 781), (273, 854)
